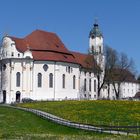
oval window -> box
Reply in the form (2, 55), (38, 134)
(43, 64), (48, 71)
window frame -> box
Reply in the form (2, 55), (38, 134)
(94, 80), (96, 92)
(62, 74), (65, 88)
(16, 72), (21, 87)
(89, 79), (91, 92)
(73, 75), (76, 89)
(49, 73), (53, 88)
(84, 79), (86, 91)
(37, 73), (42, 87)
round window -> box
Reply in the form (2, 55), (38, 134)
(43, 64), (48, 71)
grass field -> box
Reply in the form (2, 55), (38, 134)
(0, 106), (115, 140)
(18, 100), (140, 126)
(0, 103), (140, 139)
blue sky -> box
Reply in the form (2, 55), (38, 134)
(0, 0), (140, 73)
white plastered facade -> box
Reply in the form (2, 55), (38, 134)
(0, 37), (98, 103)
(0, 25), (139, 103)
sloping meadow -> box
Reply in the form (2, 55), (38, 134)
(18, 100), (140, 126)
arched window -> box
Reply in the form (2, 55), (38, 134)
(73, 75), (76, 89)
(38, 73), (42, 87)
(99, 46), (102, 53)
(84, 79), (86, 91)
(49, 73), (53, 88)
(94, 80), (96, 92)
(62, 74), (65, 88)
(89, 79), (91, 91)
(16, 72), (20, 87)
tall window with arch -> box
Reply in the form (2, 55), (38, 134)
(89, 79), (91, 92)
(73, 75), (76, 89)
(16, 72), (21, 87)
(84, 79), (86, 91)
(49, 73), (53, 88)
(62, 74), (65, 88)
(94, 80), (96, 92)
(38, 73), (42, 87)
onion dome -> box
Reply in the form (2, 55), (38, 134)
(89, 22), (102, 38)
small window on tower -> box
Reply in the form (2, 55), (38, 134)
(18, 53), (20, 57)
(91, 35), (94, 39)
(91, 45), (94, 52)
(99, 46), (102, 53)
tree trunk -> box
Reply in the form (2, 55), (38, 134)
(97, 74), (100, 99)
(107, 82), (110, 99)
(113, 82), (121, 100)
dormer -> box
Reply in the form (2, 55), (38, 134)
(23, 49), (33, 59)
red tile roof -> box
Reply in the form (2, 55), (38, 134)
(10, 30), (71, 54)
(9, 29), (97, 69)
(110, 68), (138, 83)
(72, 51), (98, 70)
(32, 51), (78, 64)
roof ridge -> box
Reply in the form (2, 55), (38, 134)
(9, 36), (23, 40)
(71, 51), (87, 55)
(25, 29), (57, 38)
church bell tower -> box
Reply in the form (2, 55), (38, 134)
(89, 21), (105, 71)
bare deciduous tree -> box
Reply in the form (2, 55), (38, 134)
(87, 45), (136, 99)
(112, 53), (135, 99)
(104, 46), (118, 99)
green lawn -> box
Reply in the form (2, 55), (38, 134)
(0, 105), (140, 139)
(18, 100), (140, 126)
(0, 106), (114, 139)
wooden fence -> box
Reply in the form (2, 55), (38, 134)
(4, 105), (140, 136)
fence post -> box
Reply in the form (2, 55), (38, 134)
(110, 123), (111, 134)
(118, 122), (119, 134)
(127, 125), (129, 136)
(137, 122), (139, 135)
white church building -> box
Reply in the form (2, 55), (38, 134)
(0, 23), (139, 103)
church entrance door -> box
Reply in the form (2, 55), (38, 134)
(16, 91), (21, 102)
(3, 90), (6, 103)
